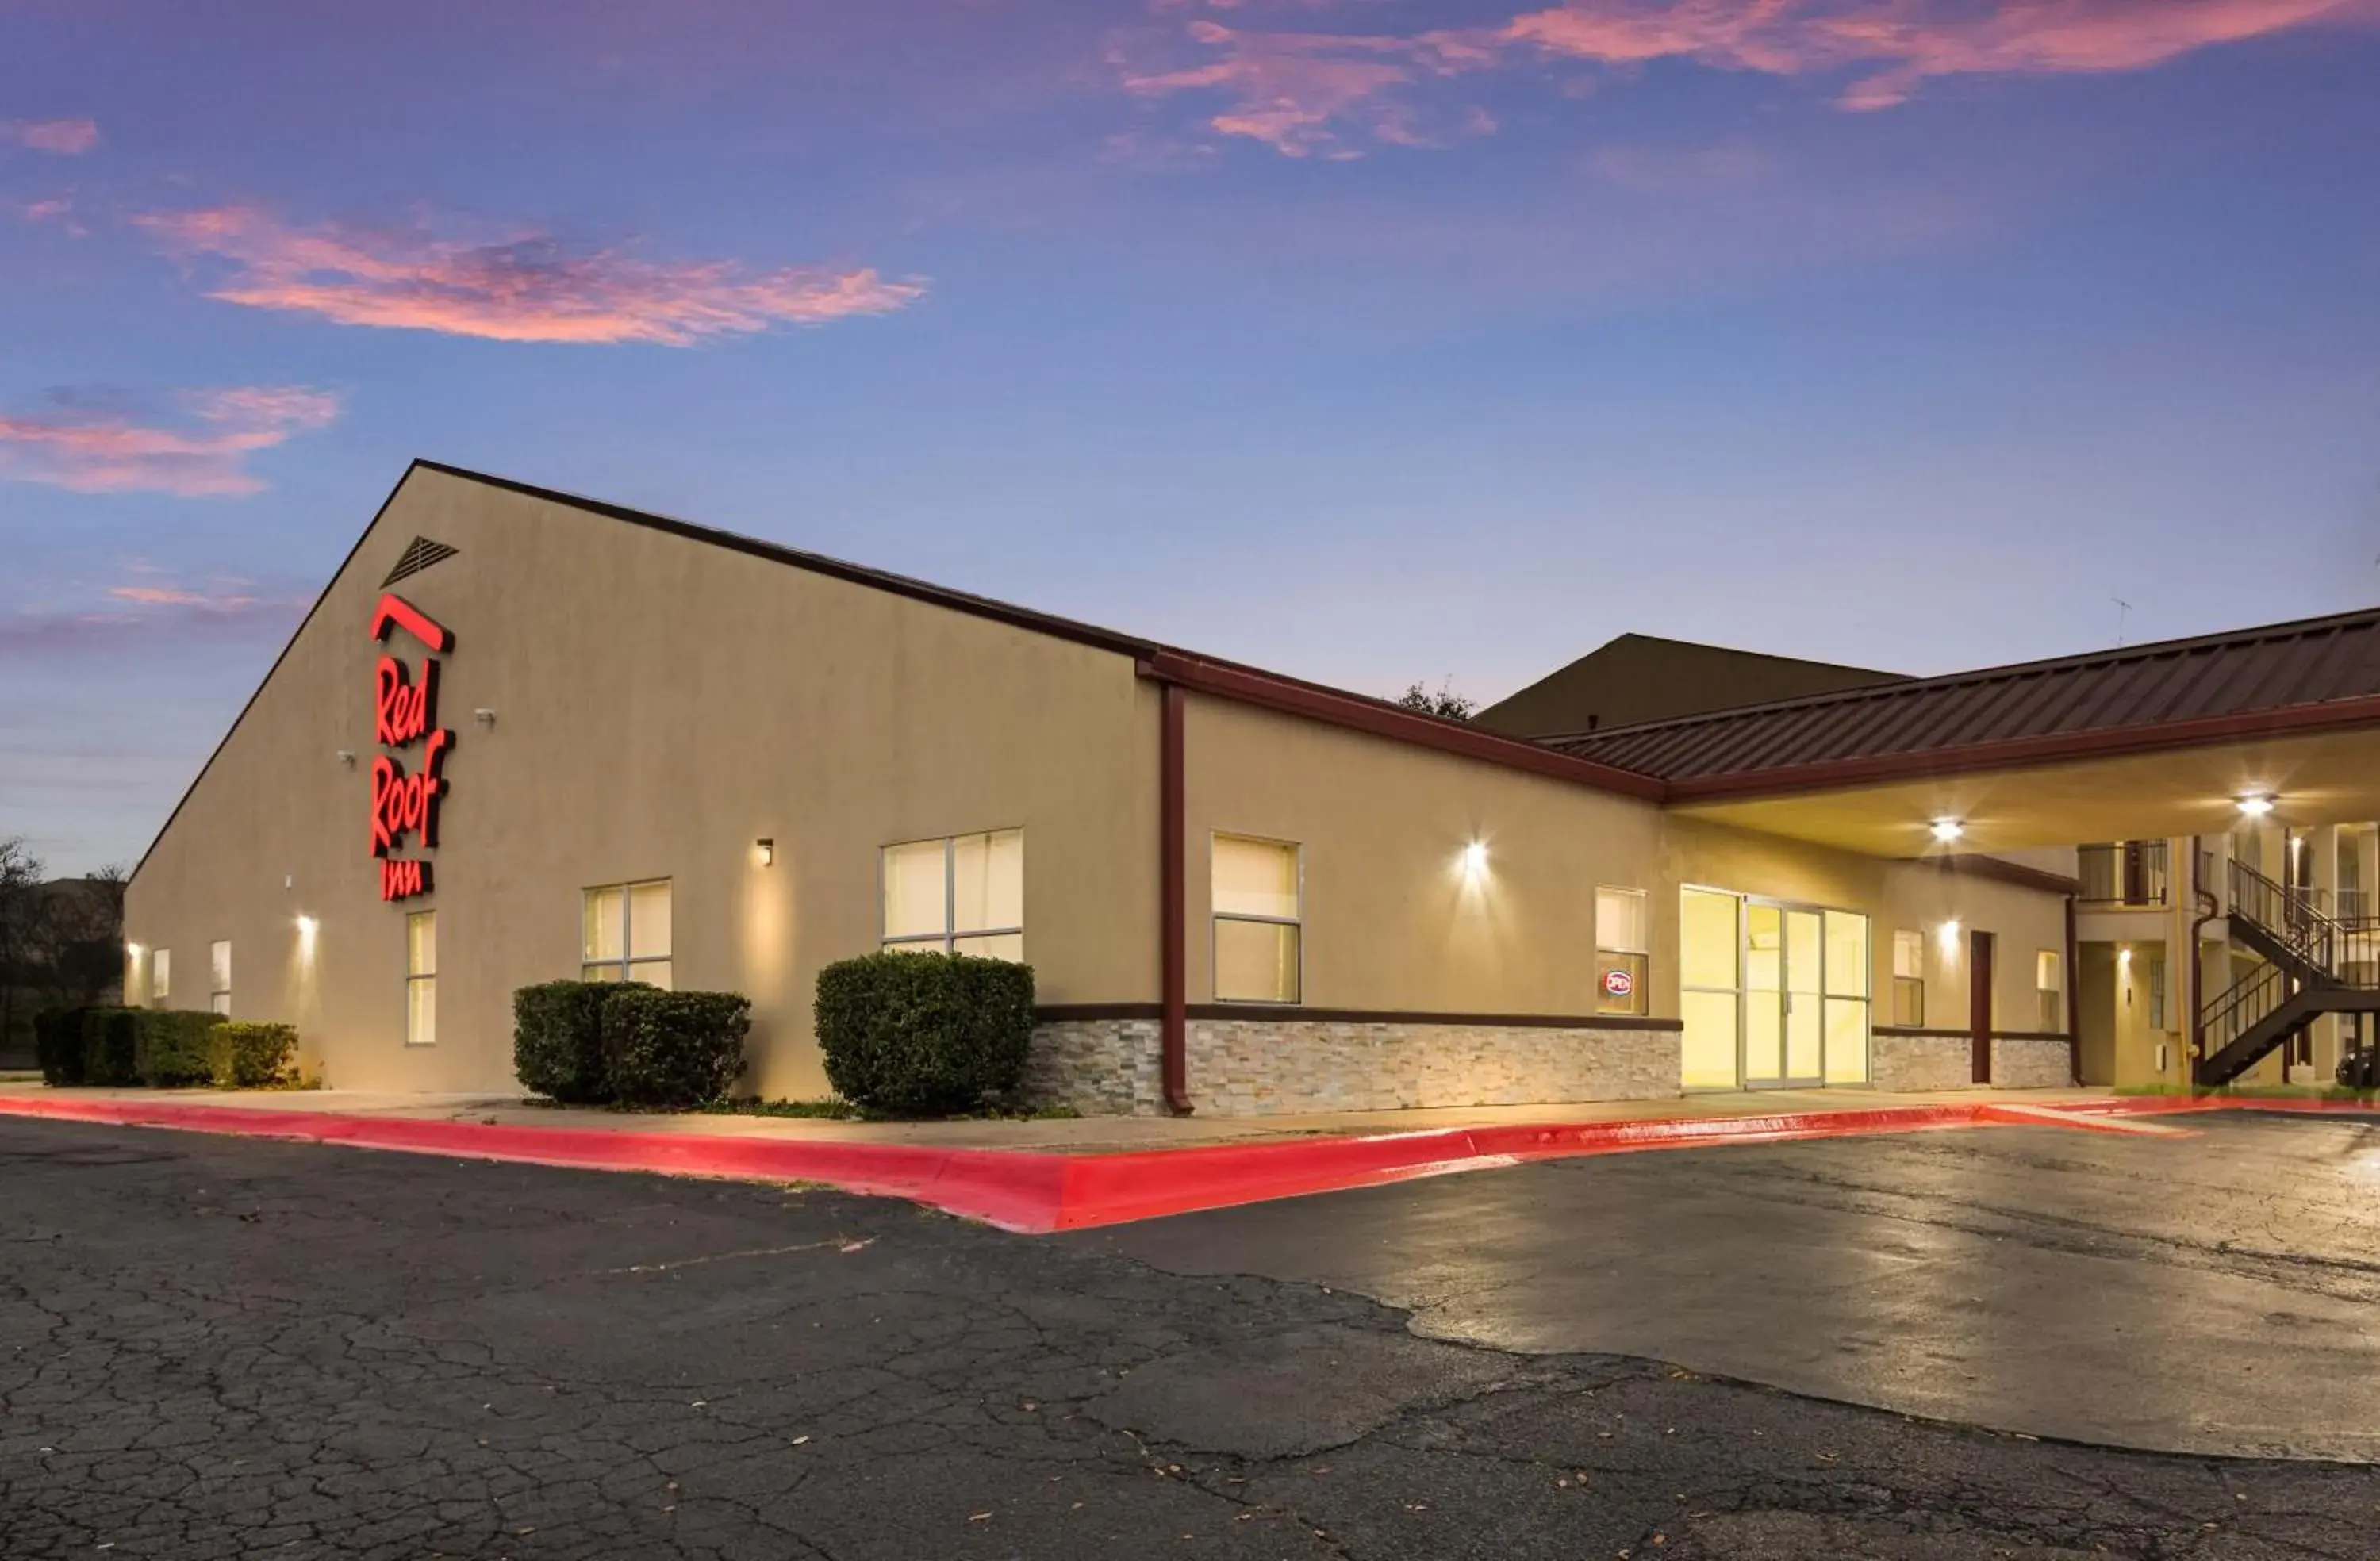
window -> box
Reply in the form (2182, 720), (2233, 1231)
(1823, 911), (1871, 1084)
(881, 830), (1024, 960)
(2146, 957), (2167, 1031)
(209, 940), (232, 1017)
(1212, 834), (1300, 1003)
(1679, 888), (1740, 1090)
(1892, 930), (1925, 1027)
(2036, 949), (2063, 1032)
(406, 912), (437, 1046)
(1594, 886), (1648, 1016)
(582, 880), (673, 988)
(152, 948), (171, 1007)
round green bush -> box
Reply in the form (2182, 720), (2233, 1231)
(815, 952), (1035, 1115)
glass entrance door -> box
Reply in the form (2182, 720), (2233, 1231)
(1745, 902), (1825, 1087)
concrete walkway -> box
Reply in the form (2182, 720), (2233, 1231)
(0, 1081), (2121, 1152)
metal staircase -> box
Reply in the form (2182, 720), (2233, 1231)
(2196, 860), (2380, 1085)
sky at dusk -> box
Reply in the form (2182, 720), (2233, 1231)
(5, 0), (2380, 873)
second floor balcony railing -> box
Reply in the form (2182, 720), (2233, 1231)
(2079, 840), (2169, 908)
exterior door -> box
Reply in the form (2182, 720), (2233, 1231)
(1970, 929), (1995, 1085)
(1745, 903), (1826, 1088)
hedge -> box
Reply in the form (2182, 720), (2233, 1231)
(214, 1022), (298, 1088)
(512, 980), (637, 1103)
(601, 988), (751, 1107)
(513, 980), (750, 1107)
(32, 1007), (298, 1090)
(34, 1007), (89, 1086)
(815, 952), (1035, 1115)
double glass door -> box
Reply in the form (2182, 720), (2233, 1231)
(1744, 904), (1824, 1087)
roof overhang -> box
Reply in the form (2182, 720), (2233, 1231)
(1673, 720), (2380, 856)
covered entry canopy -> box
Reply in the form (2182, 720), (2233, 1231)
(1549, 608), (2380, 856)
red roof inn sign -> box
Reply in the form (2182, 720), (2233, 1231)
(368, 593), (453, 903)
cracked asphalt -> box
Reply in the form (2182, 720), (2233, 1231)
(5, 1114), (2379, 1559)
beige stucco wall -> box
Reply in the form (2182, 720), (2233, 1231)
(126, 468), (1160, 1097)
(1180, 695), (1668, 1018)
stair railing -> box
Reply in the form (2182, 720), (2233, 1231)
(2198, 961), (2292, 1060)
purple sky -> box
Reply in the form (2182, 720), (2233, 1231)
(6, 0), (2380, 873)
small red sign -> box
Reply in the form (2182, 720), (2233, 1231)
(1601, 967), (1635, 998)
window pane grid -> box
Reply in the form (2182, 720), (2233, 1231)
(582, 881), (672, 989)
(881, 831), (1024, 960)
(1212, 834), (1301, 1004)
(406, 911), (437, 1046)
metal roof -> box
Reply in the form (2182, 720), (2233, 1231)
(1549, 607), (2380, 788)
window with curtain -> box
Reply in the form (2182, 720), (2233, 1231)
(582, 880), (673, 988)
(406, 911), (437, 1046)
(1213, 834), (1300, 1003)
(881, 830), (1024, 959)
(1594, 885), (1648, 1016)
(209, 940), (232, 1017)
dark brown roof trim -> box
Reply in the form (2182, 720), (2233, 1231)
(420, 462), (1669, 804)
(1666, 691), (2380, 803)
(1142, 650), (1668, 800)
(1923, 853), (2081, 898)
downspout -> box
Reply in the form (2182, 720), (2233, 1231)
(2189, 836), (2221, 1089)
(1160, 681), (1192, 1114)
(2064, 892), (2081, 1085)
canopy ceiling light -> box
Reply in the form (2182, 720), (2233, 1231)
(1929, 818), (1964, 843)
(2236, 794), (2276, 818)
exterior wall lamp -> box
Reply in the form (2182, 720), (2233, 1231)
(1459, 841), (1488, 880)
(1938, 919), (1962, 958)
(755, 838), (775, 868)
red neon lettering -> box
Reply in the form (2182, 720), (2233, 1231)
(370, 593), (453, 653)
(379, 858), (430, 901)
(374, 656), (436, 747)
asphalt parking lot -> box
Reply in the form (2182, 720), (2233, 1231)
(4, 1112), (2378, 1560)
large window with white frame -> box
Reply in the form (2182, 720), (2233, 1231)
(1212, 834), (1301, 1003)
(1892, 929), (1925, 1027)
(151, 948), (171, 1007)
(209, 940), (232, 1016)
(406, 911), (437, 1046)
(882, 830), (1024, 960)
(582, 880), (673, 988)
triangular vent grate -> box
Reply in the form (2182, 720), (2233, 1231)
(382, 536), (459, 588)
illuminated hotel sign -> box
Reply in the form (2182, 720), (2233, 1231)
(368, 593), (454, 903)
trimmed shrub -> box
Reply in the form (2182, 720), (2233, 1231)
(137, 1009), (225, 1087)
(81, 1008), (143, 1087)
(512, 980), (634, 1103)
(601, 988), (751, 1108)
(34, 1008), (90, 1086)
(2341, 1049), (2380, 1092)
(815, 952), (1035, 1115)
(213, 1022), (298, 1088)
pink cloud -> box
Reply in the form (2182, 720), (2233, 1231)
(0, 117), (100, 155)
(0, 578), (305, 654)
(0, 385), (342, 498)
(132, 203), (927, 345)
(1125, 1), (2374, 154)
(1120, 20), (1496, 157)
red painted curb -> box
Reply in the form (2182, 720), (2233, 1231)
(0, 1092), (2355, 1232)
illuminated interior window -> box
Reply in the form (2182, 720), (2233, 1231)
(881, 830), (1024, 961)
(152, 948), (171, 1007)
(406, 911), (437, 1046)
(582, 880), (673, 989)
(1892, 929), (1925, 1027)
(2036, 949), (2063, 1032)
(209, 940), (232, 1017)
(1594, 885), (1649, 1017)
(1213, 834), (1300, 1003)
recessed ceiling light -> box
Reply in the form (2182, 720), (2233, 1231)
(2236, 794), (2275, 818)
(1930, 818), (1964, 843)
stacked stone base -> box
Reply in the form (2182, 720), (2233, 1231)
(1872, 1032), (2074, 1091)
(1019, 1016), (1681, 1118)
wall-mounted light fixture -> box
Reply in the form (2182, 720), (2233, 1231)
(1930, 817), (1965, 844)
(755, 838), (775, 868)
(1458, 841), (1489, 880)
(336, 750), (355, 768)
(474, 708), (497, 727)
(2236, 793), (2275, 818)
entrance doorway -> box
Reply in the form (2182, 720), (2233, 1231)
(1680, 886), (1871, 1091)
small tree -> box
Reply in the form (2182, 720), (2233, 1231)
(0, 838), (45, 1054)
(1395, 677), (1476, 722)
